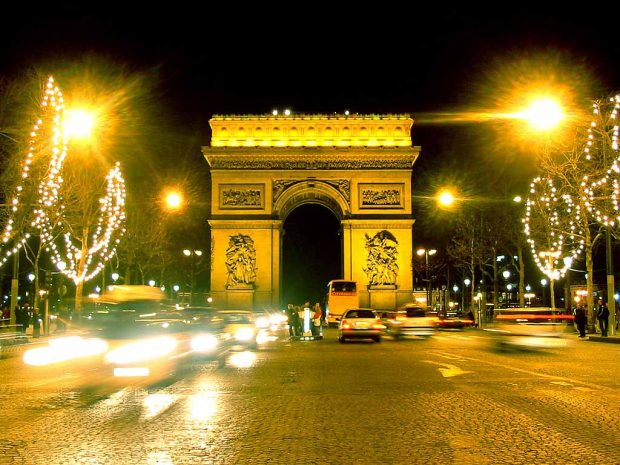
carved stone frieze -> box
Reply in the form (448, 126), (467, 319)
(272, 178), (351, 205)
(211, 158), (412, 170)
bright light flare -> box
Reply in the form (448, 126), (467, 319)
(228, 351), (257, 368)
(437, 190), (455, 208)
(64, 108), (96, 139)
(23, 336), (108, 366)
(164, 190), (184, 210)
(190, 334), (218, 352)
(519, 97), (565, 131)
(105, 336), (177, 364)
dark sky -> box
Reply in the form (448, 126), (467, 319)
(1, 3), (618, 297)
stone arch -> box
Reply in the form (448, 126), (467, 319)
(273, 181), (350, 222)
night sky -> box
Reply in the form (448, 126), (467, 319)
(1, 4), (619, 299)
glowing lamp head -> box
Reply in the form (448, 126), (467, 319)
(64, 109), (96, 140)
(437, 190), (455, 208)
(165, 191), (183, 210)
(522, 97), (564, 131)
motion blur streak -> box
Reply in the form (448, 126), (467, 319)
(105, 336), (176, 364)
(23, 336), (108, 366)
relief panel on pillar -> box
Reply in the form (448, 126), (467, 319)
(225, 234), (258, 289)
(363, 230), (399, 288)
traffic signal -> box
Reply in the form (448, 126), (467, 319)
(45, 271), (53, 288)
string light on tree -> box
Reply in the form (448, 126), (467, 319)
(582, 94), (620, 227)
(523, 176), (584, 279)
(0, 76), (127, 284)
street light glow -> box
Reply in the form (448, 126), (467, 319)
(164, 190), (184, 210)
(520, 97), (564, 131)
(64, 108), (96, 139)
(437, 190), (455, 208)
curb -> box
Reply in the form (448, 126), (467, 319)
(587, 336), (620, 343)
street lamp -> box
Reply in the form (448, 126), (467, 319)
(183, 249), (203, 305)
(541, 278), (548, 306)
(417, 248), (437, 310)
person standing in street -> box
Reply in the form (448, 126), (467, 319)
(286, 304), (297, 337)
(574, 304), (587, 338)
(596, 299), (610, 337)
(312, 302), (322, 337)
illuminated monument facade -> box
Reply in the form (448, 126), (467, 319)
(203, 114), (420, 310)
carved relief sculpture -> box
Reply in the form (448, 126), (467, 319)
(219, 184), (264, 209)
(225, 234), (258, 288)
(359, 183), (405, 209)
(363, 230), (399, 286)
(272, 178), (350, 204)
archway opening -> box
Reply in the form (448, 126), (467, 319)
(282, 204), (341, 307)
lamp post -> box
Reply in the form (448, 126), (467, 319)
(183, 249), (203, 306)
(541, 278), (548, 307)
(417, 248), (437, 310)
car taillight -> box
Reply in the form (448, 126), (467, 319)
(341, 320), (352, 329)
(371, 319), (385, 330)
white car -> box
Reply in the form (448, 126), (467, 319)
(338, 308), (384, 343)
(381, 305), (438, 339)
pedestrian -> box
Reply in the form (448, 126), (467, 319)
(596, 299), (610, 337)
(22, 303), (31, 335)
(1, 305), (9, 325)
(312, 302), (322, 337)
(574, 304), (587, 338)
(320, 300), (327, 327)
(299, 302), (311, 335)
(32, 308), (41, 338)
(286, 304), (297, 337)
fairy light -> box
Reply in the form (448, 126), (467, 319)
(584, 94), (620, 227)
(523, 176), (584, 279)
(0, 77), (64, 267)
(0, 76), (127, 284)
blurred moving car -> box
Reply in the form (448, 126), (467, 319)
(253, 308), (288, 342)
(435, 311), (475, 330)
(338, 308), (384, 343)
(484, 307), (574, 350)
(216, 310), (258, 349)
(381, 304), (438, 339)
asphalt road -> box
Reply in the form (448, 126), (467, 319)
(0, 329), (618, 465)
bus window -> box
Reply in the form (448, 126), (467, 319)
(325, 280), (359, 326)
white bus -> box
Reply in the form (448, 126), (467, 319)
(325, 280), (359, 326)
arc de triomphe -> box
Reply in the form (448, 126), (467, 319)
(202, 114), (420, 310)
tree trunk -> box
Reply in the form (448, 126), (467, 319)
(74, 226), (89, 316)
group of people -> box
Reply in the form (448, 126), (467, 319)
(286, 301), (325, 337)
(573, 299), (611, 338)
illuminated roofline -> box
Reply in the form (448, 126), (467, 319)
(211, 113), (412, 120)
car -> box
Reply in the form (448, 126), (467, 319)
(484, 307), (574, 350)
(338, 308), (384, 343)
(252, 308), (289, 342)
(216, 310), (258, 349)
(435, 311), (475, 330)
(381, 304), (438, 339)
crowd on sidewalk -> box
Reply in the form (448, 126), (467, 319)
(285, 301), (325, 338)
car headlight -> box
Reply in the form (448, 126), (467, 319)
(105, 336), (177, 364)
(191, 334), (218, 352)
(255, 317), (270, 329)
(235, 327), (255, 342)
